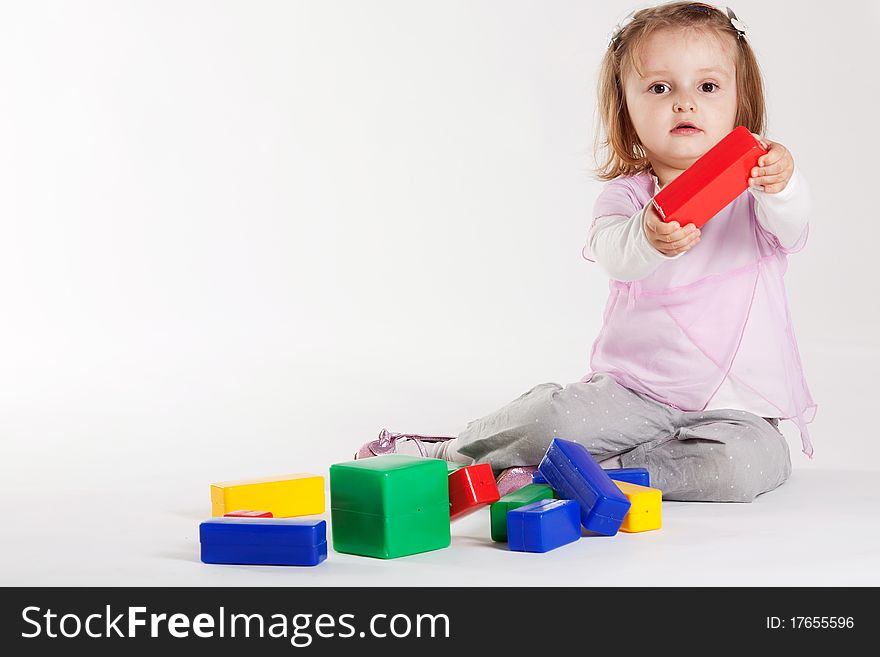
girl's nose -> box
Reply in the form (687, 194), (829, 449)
(674, 99), (696, 111)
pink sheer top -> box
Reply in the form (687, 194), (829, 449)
(582, 171), (816, 457)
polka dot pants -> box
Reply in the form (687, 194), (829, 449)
(454, 374), (792, 503)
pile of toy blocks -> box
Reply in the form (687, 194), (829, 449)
(500, 438), (662, 553)
(198, 437), (663, 565)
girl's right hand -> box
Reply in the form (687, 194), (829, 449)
(643, 203), (701, 256)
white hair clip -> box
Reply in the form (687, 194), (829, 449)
(725, 7), (748, 38)
(608, 9), (637, 48)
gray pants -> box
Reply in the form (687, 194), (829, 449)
(453, 374), (792, 503)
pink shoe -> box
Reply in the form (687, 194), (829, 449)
(495, 465), (539, 498)
(354, 428), (457, 460)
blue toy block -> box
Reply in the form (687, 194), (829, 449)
(605, 467), (650, 488)
(507, 499), (581, 553)
(531, 471), (548, 485)
(538, 438), (631, 536)
(200, 517), (327, 566)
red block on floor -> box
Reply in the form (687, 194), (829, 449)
(652, 125), (768, 229)
(223, 510), (274, 518)
(448, 463), (501, 519)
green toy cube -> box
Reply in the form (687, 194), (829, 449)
(490, 484), (555, 542)
(330, 455), (451, 559)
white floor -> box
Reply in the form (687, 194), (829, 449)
(3, 338), (877, 586)
(4, 468), (878, 586)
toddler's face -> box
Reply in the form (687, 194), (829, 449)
(623, 28), (738, 176)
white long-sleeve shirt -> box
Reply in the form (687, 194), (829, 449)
(588, 166), (810, 280)
(587, 166), (811, 417)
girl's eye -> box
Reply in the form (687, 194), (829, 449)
(700, 82), (718, 92)
(649, 83), (669, 94)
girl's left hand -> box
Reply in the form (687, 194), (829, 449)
(749, 133), (794, 194)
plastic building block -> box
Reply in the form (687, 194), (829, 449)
(605, 467), (651, 488)
(507, 499), (581, 553)
(652, 125), (768, 229)
(329, 455), (450, 559)
(210, 474), (324, 518)
(490, 484), (555, 542)
(538, 438), (631, 536)
(614, 481), (662, 533)
(448, 463), (501, 519)
(200, 517), (327, 566)
(223, 510), (274, 518)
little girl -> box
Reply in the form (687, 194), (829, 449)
(355, 2), (815, 503)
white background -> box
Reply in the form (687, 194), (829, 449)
(2, 0), (878, 585)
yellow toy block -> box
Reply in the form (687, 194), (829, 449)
(614, 480), (662, 533)
(210, 474), (324, 518)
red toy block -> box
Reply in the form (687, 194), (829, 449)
(223, 510), (274, 518)
(448, 463), (501, 519)
(652, 125), (768, 229)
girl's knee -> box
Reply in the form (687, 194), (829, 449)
(635, 432), (791, 502)
(656, 463), (764, 502)
(699, 435), (791, 502)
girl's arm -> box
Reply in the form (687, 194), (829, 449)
(748, 166), (811, 251)
(587, 203), (683, 282)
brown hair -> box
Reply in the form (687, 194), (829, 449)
(593, 2), (767, 181)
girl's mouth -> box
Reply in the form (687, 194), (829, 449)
(671, 127), (702, 135)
